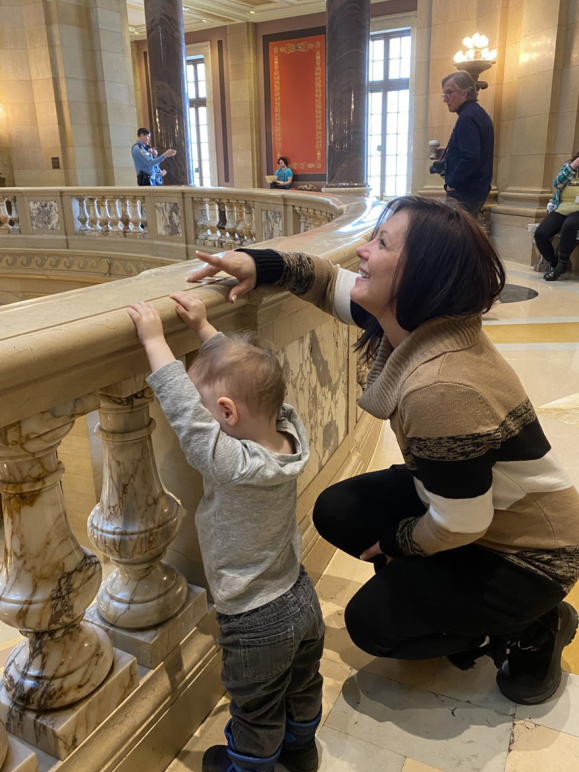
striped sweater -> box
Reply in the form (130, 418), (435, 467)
(245, 247), (579, 592)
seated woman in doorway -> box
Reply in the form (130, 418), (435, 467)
(188, 196), (579, 706)
(535, 153), (579, 281)
(270, 157), (293, 189)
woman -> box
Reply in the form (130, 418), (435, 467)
(187, 197), (579, 706)
(270, 157), (293, 189)
(535, 153), (579, 280)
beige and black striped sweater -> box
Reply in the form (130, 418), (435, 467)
(244, 247), (579, 592)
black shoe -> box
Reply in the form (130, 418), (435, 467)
(544, 260), (569, 281)
(278, 740), (319, 772)
(202, 745), (231, 772)
(496, 602), (578, 705)
(447, 638), (490, 670)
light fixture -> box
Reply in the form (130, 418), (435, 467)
(453, 32), (497, 90)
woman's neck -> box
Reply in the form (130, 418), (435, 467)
(376, 307), (410, 348)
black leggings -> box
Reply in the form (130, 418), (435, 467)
(534, 210), (579, 266)
(313, 465), (565, 660)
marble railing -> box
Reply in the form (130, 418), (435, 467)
(0, 187), (340, 264)
(0, 195), (382, 772)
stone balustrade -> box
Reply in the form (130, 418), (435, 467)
(0, 194), (383, 772)
(0, 187), (339, 262)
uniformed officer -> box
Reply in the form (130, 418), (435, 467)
(131, 128), (176, 185)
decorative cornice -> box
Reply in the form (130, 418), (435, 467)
(0, 251), (175, 280)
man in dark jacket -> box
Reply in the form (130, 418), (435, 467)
(441, 71), (494, 216)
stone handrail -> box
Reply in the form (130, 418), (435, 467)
(0, 194), (381, 767)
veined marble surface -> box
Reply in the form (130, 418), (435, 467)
(279, 319), (350, 493)
(155, 201), (182, 238)
(262, 210), (283, 241)
(28, 201), (60, 232)
(86, 584), (207, 668)
(0, 649), (138, 760)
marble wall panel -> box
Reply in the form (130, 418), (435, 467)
(28, 200), (60, 231)
(262, 210), (283, 241)
(155, 201), (183, 238)
(278, 318), (350, 494)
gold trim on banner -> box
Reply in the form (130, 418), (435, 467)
(271, 37), (324, 171)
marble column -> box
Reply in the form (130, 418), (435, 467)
(144, 0), (192, 185)
(88, 384), (188, 629)
(0, 403), (113, 710)
(324, 0), (371, 194)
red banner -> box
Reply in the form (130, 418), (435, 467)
(269, 34), (326, 175)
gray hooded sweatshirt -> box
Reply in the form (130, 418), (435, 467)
(147, 359), (310, 615)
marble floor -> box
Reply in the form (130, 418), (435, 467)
(165, 261), (579, 772)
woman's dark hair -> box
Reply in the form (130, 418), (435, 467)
(355, 196), (506, 360)
(277, 156), (289, 166)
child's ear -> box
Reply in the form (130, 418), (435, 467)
(217, 397), (239, 426)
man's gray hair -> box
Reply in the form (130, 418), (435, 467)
(442, 71), (478, 102)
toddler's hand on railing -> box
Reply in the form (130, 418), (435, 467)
(127, 302), (175, 372)
(170, 292), (217, 343)
(127, 301), (164, 345)
(187, 250), (256, 303)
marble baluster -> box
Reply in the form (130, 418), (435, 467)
(108, 195), (122, 236)
(86, 197), (101, 236)
(139, 198), (149, 237)
(295, 206), (308, 233)
(205, 199), (220, 246)
(194, 198), (209, 244)
(10, 197), (21, 233)
(120, 197), (135, 237)
(224, 200), (238, 247)
(325, 0), (370, 193)
(88, 385), (188, 629)
(0, 403), (113, 710)
(144, 0), (192, 185)
(131, 195), (145, 237)
(76, 196), (90, 234)
(242, 202), (256, 245)
(97, 195), (111, 236)
(0, 198), (11, 234)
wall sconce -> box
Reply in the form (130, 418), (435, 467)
(453, 34), (497, 90)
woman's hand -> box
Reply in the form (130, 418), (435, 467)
(186, 250), (257, 304)
(360, 541), (393, 563)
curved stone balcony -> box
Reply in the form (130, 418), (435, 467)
(0, 187), (343, 303)
(0, 188), (383, 772)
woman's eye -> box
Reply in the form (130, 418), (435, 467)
(379, 239), (386, 248)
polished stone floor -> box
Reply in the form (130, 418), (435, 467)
(165, 261), (579, 772)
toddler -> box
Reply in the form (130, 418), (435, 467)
(127, 292), (324, 772)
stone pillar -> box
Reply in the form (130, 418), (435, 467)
(323, 0), (371, 195)
(227, 23), (260, 188)
(144, 0), (192, 185)
(491, 0), (567, 261)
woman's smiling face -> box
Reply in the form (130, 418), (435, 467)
(350, 209), (409, 317)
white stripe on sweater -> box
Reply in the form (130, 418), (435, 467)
(332, 268), (357, 325)
(492, 452), (573, 510)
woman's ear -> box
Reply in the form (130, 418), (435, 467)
(217, 397), (239, 426)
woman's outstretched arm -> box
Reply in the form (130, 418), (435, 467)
(187, 248), (371, 328)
